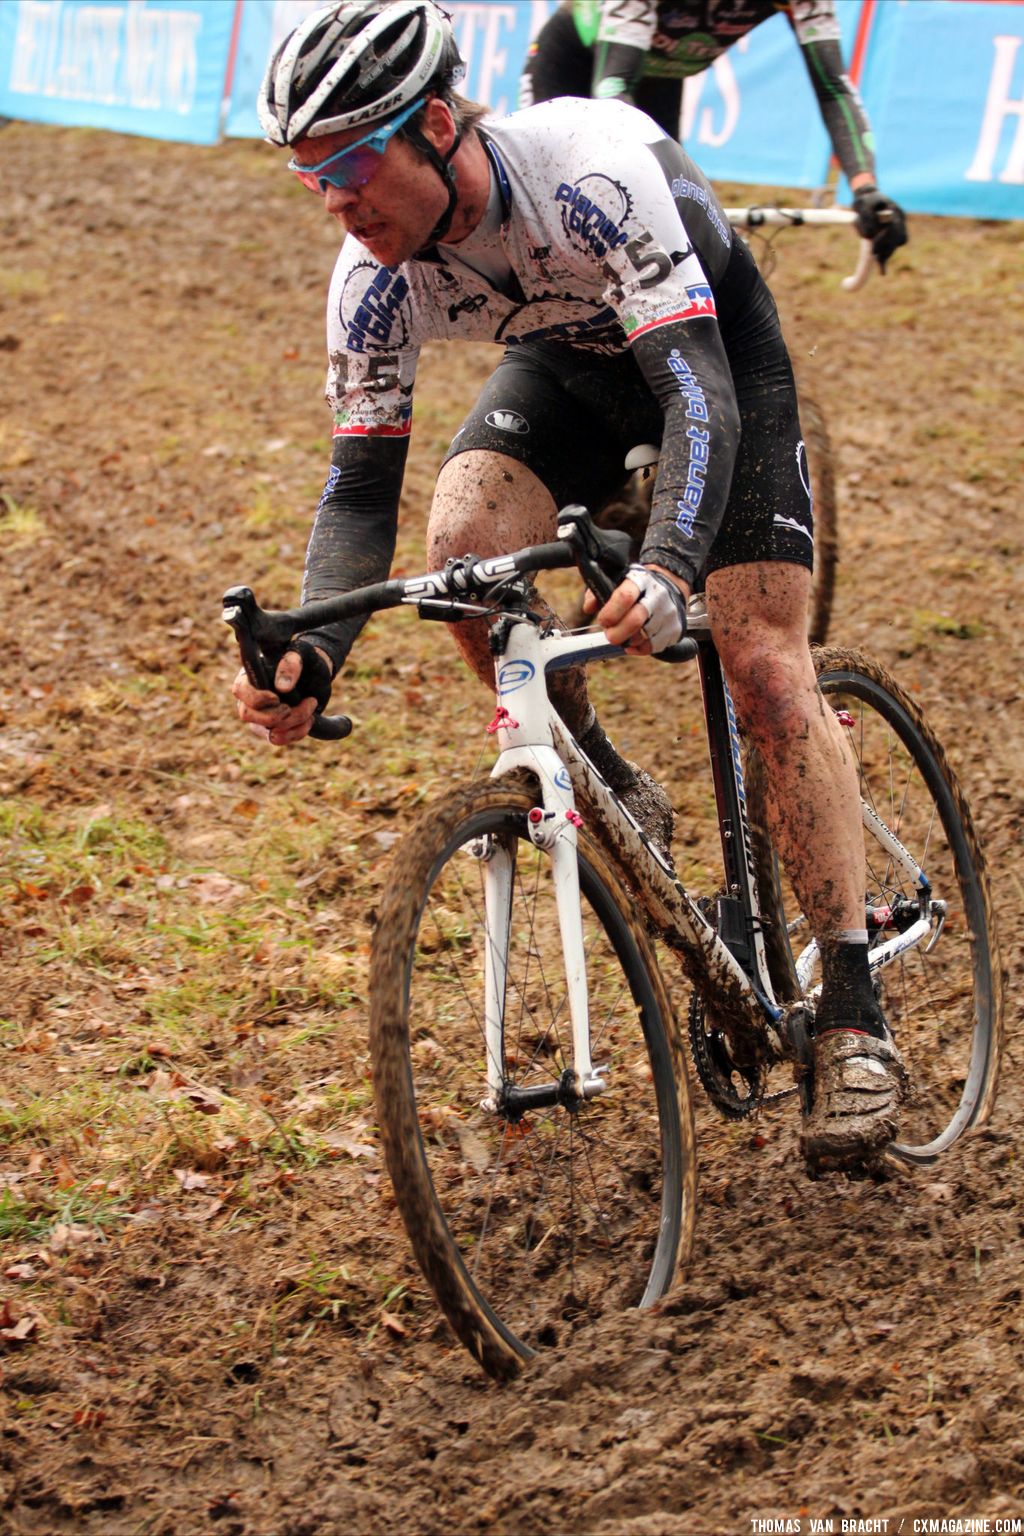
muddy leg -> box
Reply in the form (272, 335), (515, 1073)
(427, 450), (590, 732)
(706, 561), (864, 938)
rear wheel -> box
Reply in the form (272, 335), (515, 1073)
(798, 389), (838, 646)
(370, 777), (696, 1379)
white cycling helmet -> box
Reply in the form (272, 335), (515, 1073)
(258, 0), (463, 146)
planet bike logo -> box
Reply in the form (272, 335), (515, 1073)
(498, 659), (535, 694)
(316, 462), (342, 513)
(724, 679), (757, 886)
(340, 262), (411, 353)
(485, 409), (529, 434)
(554, 174), (632, 258)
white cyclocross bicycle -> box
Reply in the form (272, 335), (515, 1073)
(224, 504), (1002, 1382)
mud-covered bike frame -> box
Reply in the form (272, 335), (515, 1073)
(225, 505), (953, 1133)
(224, 503), (1000, 1378)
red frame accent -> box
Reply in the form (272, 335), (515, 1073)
(848, 0), (876, 87)
(486, 706), (520, 735)
(222, 0), (245, 109)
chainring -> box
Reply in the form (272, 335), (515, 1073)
(687, 990), (767, 1119)
(685, 892), (766, 1117)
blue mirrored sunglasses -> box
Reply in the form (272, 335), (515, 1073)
(288, 97), (426, 193)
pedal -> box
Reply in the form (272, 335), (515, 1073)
(779, 1003), (815, 1112)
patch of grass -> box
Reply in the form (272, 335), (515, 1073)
(321, 1079), (374, 1117)
(0, 1184), (129, 1240)
(0, 1081), (134, 1148)
(2, 796), (170, 912)
(273, 1254), (364, 1336)
(0, 491), (43, 543)
(911, 609), (986, 642)
(33, 916), (144, 971)
(142, 973), (253, 1037)
(274, 1017), (346, 1051)
(0, 268), (47, 297)
(261, 1118), (337, 1169)
(78, 810), (167, 863)
(155, 906), (262, 950)
(243, 482), (285, 530)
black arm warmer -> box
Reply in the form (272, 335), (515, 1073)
(591, 39), (647, 102)
(798, 36), (877, 184)
(298, 434), (409, 673)
(631, 317), (741, 588)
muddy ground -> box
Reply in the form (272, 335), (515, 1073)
(0, 124), (1021, 1535)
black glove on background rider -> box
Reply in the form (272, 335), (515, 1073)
(853, 185), (909, 272)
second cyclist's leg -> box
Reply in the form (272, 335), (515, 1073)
(518, 4), (592, 109)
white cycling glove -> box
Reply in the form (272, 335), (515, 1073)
(625, 564), (688, 653)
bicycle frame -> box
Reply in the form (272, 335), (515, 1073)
(476, 605), (945, 1115)
(225, 531), (946, 1115)
(478, 602), (782, 1112)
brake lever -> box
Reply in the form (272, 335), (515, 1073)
(556, 508), (695, 665)
(222, 585), (353, 742)
(557, 505), (631, 603)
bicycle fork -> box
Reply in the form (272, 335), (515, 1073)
(477, 635), (610, 1117)
(476, 806), (606, 1116)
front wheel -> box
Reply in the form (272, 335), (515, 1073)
(789, 650), (1003, 1163)
(370, 776), (696, 1380)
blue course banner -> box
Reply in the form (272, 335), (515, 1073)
(0, 0), (235, 144)
(225, 0), (556, 139)
(858, 0), (1024, 219)
(679, 0), (863, 189)
(225, 0), (857, 177)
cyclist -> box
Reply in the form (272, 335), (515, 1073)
(232, 0), (905, 1167)
(520, 0), (908, 272)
